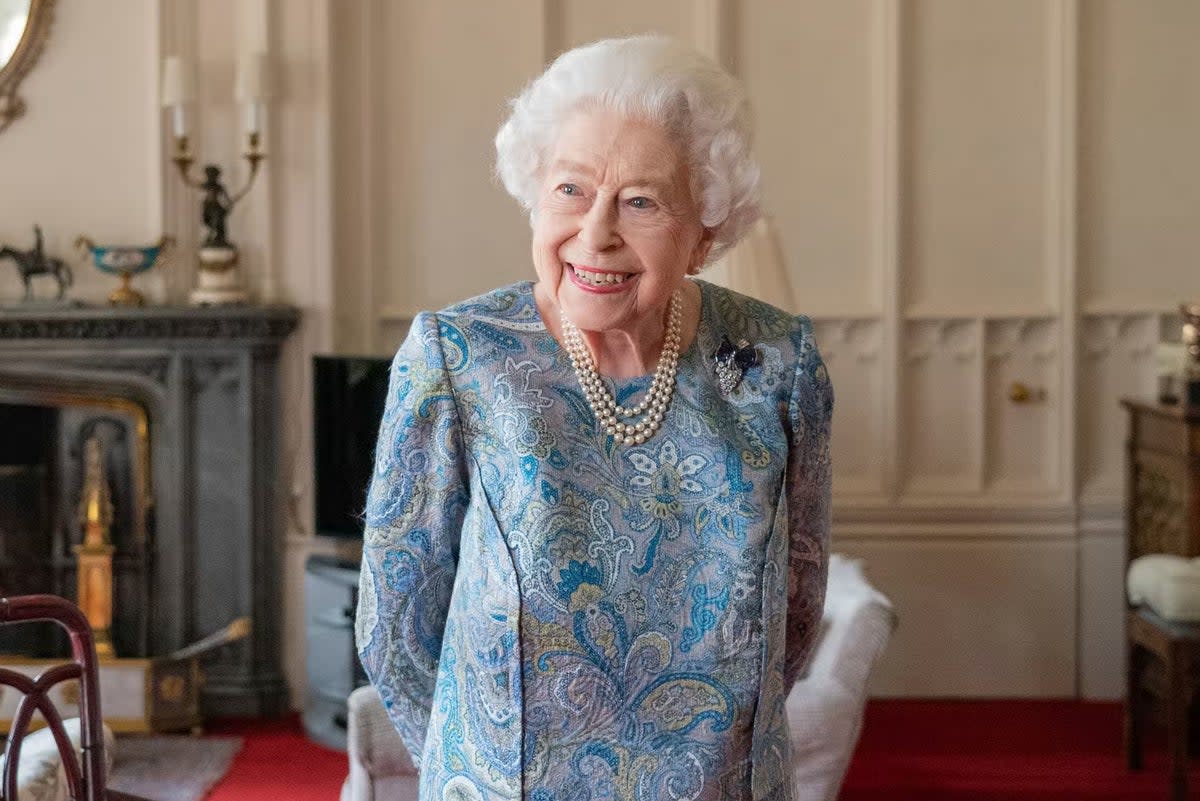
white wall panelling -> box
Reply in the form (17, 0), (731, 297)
(556, 0), (693, 54)
(874, 0), (903, 505)
(901, 0), (1055, 317)
(270, 0), (339, 708)
(1077, 521), (1125, 699)
(16, 1), (1200, 700)
(1077, 0), (1200, 313)
(902, 319), (982, 495)
(739, 1), (880, 319)
(159, 0), (198, 303)
(812, 317), (885, 497)
(837, 536), (1078, 697)
(1077, 313), (1161, 504)
(301, 0), (1200, 699)
(983, 318), (1060, 496)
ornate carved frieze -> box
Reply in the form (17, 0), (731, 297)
(812, 318), (881, 365)
(0, 307), (298, 341)
(905, 319), (979, 363)
(187, 358), (241, 396)
(0, 356), (171, 386)
(985, 318), (1058, 364)
(1080, 313), (1160, 362)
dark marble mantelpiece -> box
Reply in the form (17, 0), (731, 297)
(0, 304), (299, 341)
(0, 304), (299, 717)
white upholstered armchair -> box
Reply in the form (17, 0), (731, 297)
(340, 554), (896, 801)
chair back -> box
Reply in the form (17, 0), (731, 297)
(0, 595), (105, 801)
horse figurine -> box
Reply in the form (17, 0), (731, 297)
(0, 225), (74, 302)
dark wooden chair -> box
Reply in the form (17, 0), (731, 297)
(0, 594), (149, 801)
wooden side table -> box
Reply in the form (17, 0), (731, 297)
(1125, 607), (1200, 801)
(1123, 400), (1200, 800)
(1121, 400), (1200, 562)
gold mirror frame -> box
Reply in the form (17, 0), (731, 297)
(0, 0), (57, 135)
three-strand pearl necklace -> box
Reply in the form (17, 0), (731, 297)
(560, 290), (683, 446)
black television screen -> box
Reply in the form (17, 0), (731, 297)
(313, 355), (392, 538)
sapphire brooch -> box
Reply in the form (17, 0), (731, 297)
(713, 335), (760, 393)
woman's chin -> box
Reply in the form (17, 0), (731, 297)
(558, 294), (633, 332)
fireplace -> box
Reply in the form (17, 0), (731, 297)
(0, 393), (150, 658)
(0, 305), (298, 716)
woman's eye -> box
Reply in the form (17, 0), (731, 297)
(557, 183), (580, 196)
(627, 196), (654, 210)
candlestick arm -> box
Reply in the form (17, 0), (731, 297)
(171, 135), (208, 189)
(229, 132), (267, 205)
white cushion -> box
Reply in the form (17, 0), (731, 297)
(0, 718), (116, 801)
(1127, 554), (1200, 622)
(786, 677), (862, 801)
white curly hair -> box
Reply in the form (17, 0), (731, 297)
(494, 35), (761, 263)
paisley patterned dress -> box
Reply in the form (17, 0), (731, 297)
(356, 279), (833, 801)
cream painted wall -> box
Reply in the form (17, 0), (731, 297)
(324, 0), (1200, 701)
(0, 0), (337, 710)
(0, 0), (162, 303)
(7, 0), (1199, 707)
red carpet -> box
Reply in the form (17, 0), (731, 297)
(841, 699), (1184, 800)
(203, 702), (1190, 800)
(204, 715), (346, 801)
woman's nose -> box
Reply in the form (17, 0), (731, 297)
(578, 199), (621, 251)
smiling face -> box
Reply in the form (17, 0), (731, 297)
(532, 107), (712, 337)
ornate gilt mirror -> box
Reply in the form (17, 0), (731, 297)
(0, 0), (56, 134)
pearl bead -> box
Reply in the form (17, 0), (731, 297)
(561, 289), (682, 446)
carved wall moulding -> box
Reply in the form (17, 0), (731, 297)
(905, 319), (979, 363)
(1080, 313), (1157, 361)
(814, 318), (882, 364)
(985, 319), (1059, 363)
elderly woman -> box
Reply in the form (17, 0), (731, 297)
(356, 35), (833, 801)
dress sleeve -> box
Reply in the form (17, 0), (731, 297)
(355, 311), (469, 768)
(782, 317), (834, 689)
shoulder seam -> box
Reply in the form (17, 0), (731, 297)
(425, 311), (470, 474)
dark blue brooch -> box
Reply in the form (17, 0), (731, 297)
(713, 335), (760, 393)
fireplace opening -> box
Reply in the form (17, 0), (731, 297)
(0, 396), (152, 659)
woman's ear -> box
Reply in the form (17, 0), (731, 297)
(688, 229), (716, 275)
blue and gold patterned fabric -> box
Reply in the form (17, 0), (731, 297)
(356, 279), (833, 801)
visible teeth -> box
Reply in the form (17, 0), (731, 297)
(573, 265), (630, 285)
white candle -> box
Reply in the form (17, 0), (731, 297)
(161, 56), (195, 106)
(161, 56), (194, 137)
(236, 53), (271, 134)
(244, 103), (262, 136)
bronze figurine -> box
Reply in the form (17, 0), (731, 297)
(0, 224), (73, 301)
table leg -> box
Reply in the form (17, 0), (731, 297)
(1166, 646), (1189, 801)
(1125, 643), (1144, 771)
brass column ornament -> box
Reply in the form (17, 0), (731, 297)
(75, 435), (116, 658)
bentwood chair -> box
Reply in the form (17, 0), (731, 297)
(0, 594), (149, 801)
